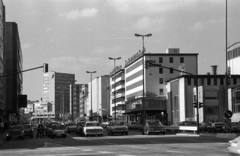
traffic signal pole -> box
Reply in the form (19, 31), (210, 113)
(147, 62), (200, 134)
(0, 63), (48, 78)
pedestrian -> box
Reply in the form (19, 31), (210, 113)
(0, 121), (4, 135)
(36, 122), (44, 139)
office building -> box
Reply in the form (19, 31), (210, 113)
(4, 22), (23, 121)
(79, 84), (88, 118)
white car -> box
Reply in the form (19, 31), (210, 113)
(228, 136), (240, 155)
(83, 121), (104, 137)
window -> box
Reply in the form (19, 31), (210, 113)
(159, 68), (163, 74)
(187, 78), (191, 85)
(169, 68), (174, 74)
(159, 57), (163, 63)
(180, 57), (184, 63)
(169, 57), (173, 63)
(233, 78), (237, 85)
(159, 89), (164, 95)
(214, 78), (217, 86)
(159, 78), (163, 84)
(204, 107), (218, 115)
(220, 78), (224, 85)
(201, 79), (204, 85)
(207, 78), (211, 85)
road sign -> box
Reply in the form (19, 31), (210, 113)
(224, 110), (233, 119)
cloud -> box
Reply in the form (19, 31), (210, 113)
(132, 16), (165, 30)
(59, 8), (98, 21)
(45, 28), (51, 33)
(191, 18), (224, 31)
(22, 43), (31, 49)
(49, 56), (103, 70)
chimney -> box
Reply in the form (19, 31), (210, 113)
(211, 65), (218, 75)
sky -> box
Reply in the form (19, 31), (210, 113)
(3, 0), (240, 101)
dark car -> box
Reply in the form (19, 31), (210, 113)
(45, 122), (58, 137)
(141, 120), (165, 135)
(76, 121), (86, 136)
(126, 121), (141, 130)
(65, 123), (77, 133)
(107, 121), (128, 136)
(48, 124), (66, 138)
(208, 122), (225, 133)
(6, 125), (24, 141)
(23, 124), (34, 138)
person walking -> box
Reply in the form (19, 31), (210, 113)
(36, 122), (44, 139)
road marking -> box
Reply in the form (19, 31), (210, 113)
(129, 146), (148, 150)
(98, 151), (113, 154)
(81, 149), (93, 152)
(180, 144), (204, 148)
(167, 150), (188, 154)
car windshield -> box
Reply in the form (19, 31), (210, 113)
(9, 125), (23, 130)
(23, 125), (32, 129)
(147, 121), (160, 126)
(86, 123), (100, 127)
(52, 124), (64, 130)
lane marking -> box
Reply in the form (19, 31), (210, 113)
(129, 146), (148, 150)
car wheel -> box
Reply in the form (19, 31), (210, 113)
(125, 132), (128, 135)
(162, 132), (165, 135)
(111, 131), (113, 136)
(142, 130), (144, 135)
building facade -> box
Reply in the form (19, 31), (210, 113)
(4, 22), (23, 121)
(79, 84), (88, 118)
(42, 72), (75, 120)
(86, 75), (110, 121)
(70, 84), (83, 119)
(0, 0), (5, 121)
(109, 66), (125, 120)
(124, 48), (198, 124)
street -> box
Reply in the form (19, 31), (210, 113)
(0, 129), (232, 156)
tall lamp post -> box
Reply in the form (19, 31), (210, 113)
(134, 33), (152, 124)
(86, 71), (96, 121)
(109, 57), (121, 121)
(69, 80), (77, 122)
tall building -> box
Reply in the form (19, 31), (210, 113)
(86, 75), (110, 121)
(4, 22), (23, 121)
(79, 84), (88, 118)
(109, 66), (125, 120)
(42, 71), (75, 120)
(124, 48), (198, 123)
(0, 0), (5, 122)
(228, 45), (240, 75)
(70, 84), (83, 119)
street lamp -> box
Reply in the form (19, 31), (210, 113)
(86, 71), (96, 121)
(109, 57), (121, 121)
(135, 33), (152, 124)
(69, 80), (77, 122)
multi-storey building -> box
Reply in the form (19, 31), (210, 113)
(227, 45), (240, 122)
(42, 72), (75, 120)
(109, 66), (125, 120)
(79, 84), (88, 118)
(4, 22), (23, 121)
(124, 48), (198, 124)
(0, 0), (5, 122)
(70, 84), (83, 119)
(86, 75), (110, 121)
(167, 68), (240, 124)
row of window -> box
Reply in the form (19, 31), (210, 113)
(159, 57), (184, 64)
(228, 47), (240, 60)
(187, 78), (238, 86)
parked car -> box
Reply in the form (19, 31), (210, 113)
(6, 125), (24, 141)
(82, 121), (104, 137)
(178, 121), (197, 126)
(141, 120), (165, 135)
(48, 124), (67, 138)
(23, 124), (34, 138)
(126, 121), (141, 130)
(76, 121), (86, 136)
(230, 122), (240, 133)
(228, 136), (240, 155)
(45, 122), (58, 136)
(207, 122), (225, 133)
(65, 123), (77, 133)
(107, 121), (128, 136)
(199, 122), (211, 132)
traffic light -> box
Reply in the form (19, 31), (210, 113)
(193, 102), (203, 108)
(193, 102), (197, 108)
(227, 67), (231, 78)
(43, 63), (48, 73)
(199, 102), (203, 108)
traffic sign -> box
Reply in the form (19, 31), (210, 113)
(224, 110), (233, 119)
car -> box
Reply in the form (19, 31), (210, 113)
(230, 122), (240, 133)
(48, 124), (66, 138)
(141, 120), (165, 135)
(45, 122), (58, 136)
(65, 123), (77, 133)
(76, 121), (86, 136)
(208, 122), (225, 133)
(228, 136), (240, 155)
(6, 125), (25, 141)
(199, 122), (211, 132)
(107, 121), (128, 136)
(82, 121), (104, 137)
(23, 124), (34, 138)
(126, 121), (141, 130)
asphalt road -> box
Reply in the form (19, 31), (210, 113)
(0, 129), (232, 156)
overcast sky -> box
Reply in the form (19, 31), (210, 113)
(3, 0), (240, 101)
